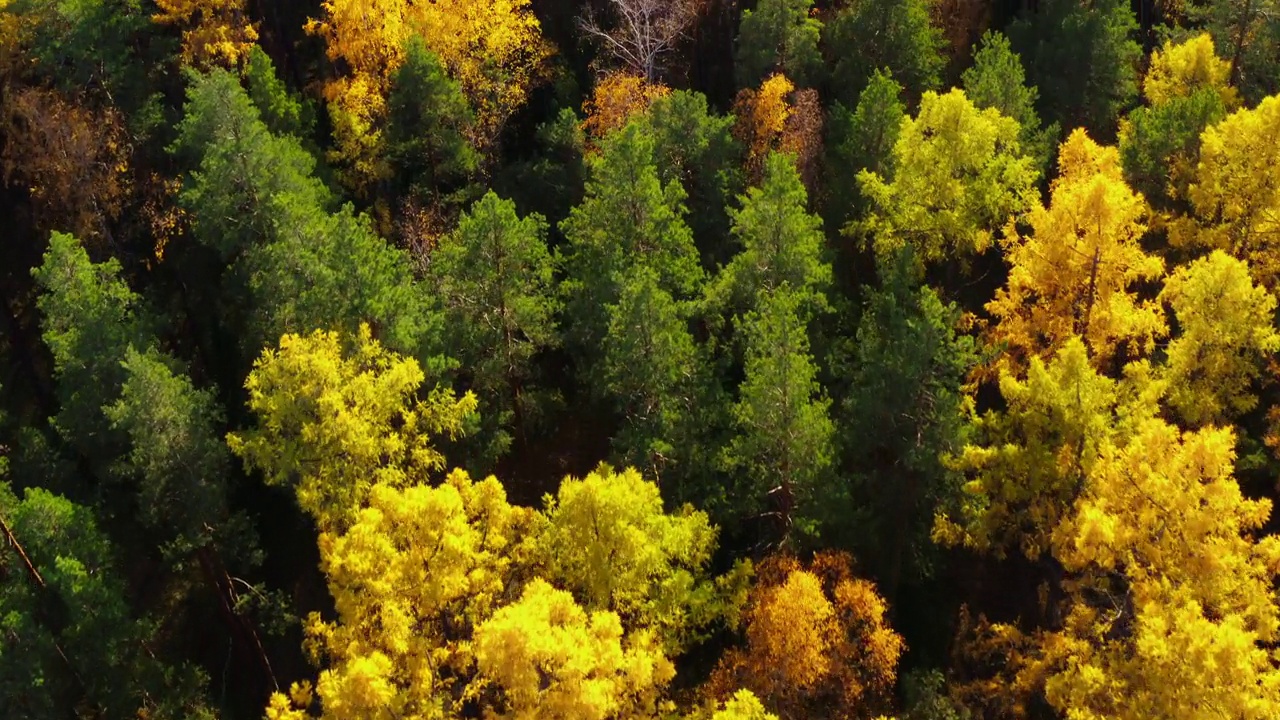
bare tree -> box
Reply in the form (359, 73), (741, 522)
(580, 0), (707, 81)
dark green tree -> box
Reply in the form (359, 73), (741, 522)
(822, 0), (945, 107)
(1008, 0), (1140, 139)
(822, 70), (905, 232)
(558, 121), (702, 354)
(962, 30), (1058, 172)
(723, 287), (834, 540)
(242, 45), (313, 139)
(430, 191), (559, 464)
(385, 36), (479, 209)
(1119, 88), (1228, 211)
(735, 0), (824, 89)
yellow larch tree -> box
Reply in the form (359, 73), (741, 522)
(1159, 251), (1280, 427)
(706, 552), (903, 719)
(152, 0), (259, 68)
(582, 71), (671, 145)
(987, 129), (1166, 372)
(474, 578), (675, 720)
(1142, 33), (1239, 108)
(1025, 420), (1280, 720)
(227, 325), (477, 532)
(1181, 94), (1280, 290)
(306, 0), (552, 188)
(732, 73), (823, 184)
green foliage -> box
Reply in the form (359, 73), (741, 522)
(724, 287), (834, 533)
(962, 30), (1057, 172)
(822, 71), (904, 230)
(430, 191), (559, 464)
(822, 0), (945, 107)
(1008, 0), (1140, 138)
(833, 250), (978, 585)
(1119, 88), (1227, 209)
(243, 44), (313, 138)
(31, 232), (150, 468)
(600, 266), (703, 482)
(710, 152), (831, 323)
(735, 0), (823, 89)
(385, 36), (479, 207)
(558, 121), (703, 353)
(0, 482), (215, 719)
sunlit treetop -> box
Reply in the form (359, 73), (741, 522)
(1143, 33), (1239, 109)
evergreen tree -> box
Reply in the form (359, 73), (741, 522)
(735, 0), (823, 90)
(822, 0), (945, 107)
(962, 30), (1057, 173)
(822, 70), (905, 232)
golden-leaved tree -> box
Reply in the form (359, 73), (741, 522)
(582, 71), (671, 144)
(1160, 251), (1280, 426)
(1180, 94), (1280, 290)
(987, 129), (1166, 372)
(152, 0), (259, 68)
(306, 0), (552, 188)
(705, 552), (903, 720)
(238, 327), (751, 719)
(1142, 33), (1239, 108)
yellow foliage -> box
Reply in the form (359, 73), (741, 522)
(707, 552), (903, 719)
(1143, 33), (1238, 108)
(1032, 420), (1280, 719)
(734, 73), (795, 170)
(1160, 251), (1280, 426)
(1183, 95), (1280, 290)
(152, 0), (259, 68)
(474, 578), (675, 720)
(582, 72), (670, 143)
(987, 129), (1166, 371)
(708, 690), (780, 720)
(227, 325), (477, 532)
(306, 0), (552, 189)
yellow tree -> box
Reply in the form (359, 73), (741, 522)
(582, 71), (671, 144)
(706, 552), (903, 719)
(227, 325), (477, 532)
(532, 464), (751, 653)
(152, 0), (259, 68)
(1160, 251), (1280, 426)
(306, 0), (552, 188)
(1021, 420), (1280, 720)
(856, 88), (1038, 271)
(474, 578), (675, 720)
(1142, 33), (1239, 108)
(987, 129), (1166, 372)
(1181, 95), (1280, 290)
(732, 73), (822, 185)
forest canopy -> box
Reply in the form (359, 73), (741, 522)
(4, 0), (1280, 718)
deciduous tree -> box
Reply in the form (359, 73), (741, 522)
(152, 0), (258, 68)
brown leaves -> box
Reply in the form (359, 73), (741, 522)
(732, 74), (823, 191)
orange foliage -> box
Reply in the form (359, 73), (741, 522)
(0, 87), (131, 242)
(582, 72), (671, 144)
(733, 74), (822, 188)
(707, 552), (903, 719)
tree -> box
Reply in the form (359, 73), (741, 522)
(242, 45), (313, 138)
(732, 74), (823, 185)
(1118, 89), (1227, 210)
(263, 469), (538, 720)
(723, 288), (834, 535)
(430, 192), (559, 462)
(961, 30), (1057, 172)
(1007, 0), (1140, 139)
(0, 482), (215, 719)
(1143, 33), (1239, 108)
(1159, 251), (1280, 426)
(600, 267), (703, 481)
(1015, 421), (1280, 720)
(1180, 95), (1280, 290)
(856, 89), (1038, 273)
(227, 326), (477, 533)
(579, 0), (706, 81)
(835, 249), (978, 595)
(384, 37), (479, 210)
(533, 464), (748, 652)
(735, 0), (823, 90)
(582, 71), (671, 143)
(822, 0), (945, 107)
(709, 152), (831, 322)
(474, 578), (675, 720)
(1206, 0), (1280, 102)
(558, 121), (702, 353)
(151, 0), (258, 68)
(305, 0), (552, 187)
(987, 129), (1166, 371)
(822, 71), (904, 230)
(706, 552), (903, 720)
(708, 690), (781, 720)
